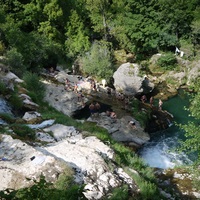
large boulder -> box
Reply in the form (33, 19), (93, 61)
(113, 63), (154, 96)
(0, 135), (64, 190)
(87, 113), (150, 148)
(43, 81), (87, 116)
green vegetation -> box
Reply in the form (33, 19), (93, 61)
(179, 79), (200, 163)
(6, 48), (26, 77)
(9, 124), (36, 140)
(0, 80), (8, 95)
(1, 0), (200, 199)
(107, 185), (129, 200)
(23, 72), (46, 103)
(177, 79), (200, 191)
(9, 92), (23, 110)
(157, 52), (177, 70)
(0, 0), (199, 78)
(131, 98), (150, 127)
(81, 40), (114, 81)
(0, 113), (15, 123)
(0, 175), (86, 200)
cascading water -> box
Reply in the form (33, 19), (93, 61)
(138, 89), (195, 169)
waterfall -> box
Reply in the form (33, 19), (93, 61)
(139, 89), (195, 169)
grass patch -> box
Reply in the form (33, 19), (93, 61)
(107, 185), (129, 200)
(9, 124), (36, 140)
(0, 175), (86, 200)
(23, 72), (46, 104)
(0, 113), (15, 123)
(9, 92), (23, 110)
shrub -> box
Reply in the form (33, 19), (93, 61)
(0, 41), (5, 55)
(81, 40), (114, 81)
(6, 48), (26, 77)
(136, 178), (158, 200)
(9, 93), (23, 110)
(157, 52), (177, 70)
(23, 72), (45, 103)
(0, 81), (7, 95)
(108, 185), (129, 200)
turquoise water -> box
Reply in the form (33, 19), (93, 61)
(139, 90), (195, 169)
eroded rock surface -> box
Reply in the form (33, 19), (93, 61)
(87, 113), (150, 148)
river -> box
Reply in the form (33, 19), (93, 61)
(138, 89), (195, 169)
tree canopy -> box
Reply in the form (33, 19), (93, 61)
(0, 0), (199, 74)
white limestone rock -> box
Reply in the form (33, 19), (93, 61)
(43, 124), (79, 141)
(22, 111), (42, 124)
(113, 63), (154, 95)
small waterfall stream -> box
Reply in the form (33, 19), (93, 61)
(138, 89), (195, 169)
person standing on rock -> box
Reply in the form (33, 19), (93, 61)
(150, 96), (154, 107)
(74, 83), (78, 93)
(77, 91), (85, 107)
(159, 99), (163, 110)
(95, 102), (101, 115)
(65, 78), (71, 91)
(141, 95), (147, 103)
(89, 102), (95, 116)
(129, 121), (137, 129)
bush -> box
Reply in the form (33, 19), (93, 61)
(23, 72), (45, 103)
(157, 52), (177, 70)
(81, 40), (114, 81)
(108, 185), (129, 200)
(9, 93), (23, 110)
(0, 81), (7, 95)
(6, 48), (26, 77)
(0, 41), (5, 55)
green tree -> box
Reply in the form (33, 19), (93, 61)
(6, 47), (25, 76)
(179, 78), (200, 163)
(85, 0), (113, 40)
(81, 40), (113, 81)
(65, 9), (90, 59)
(110, 0), (161, 57)
(158, 0), (196, 50)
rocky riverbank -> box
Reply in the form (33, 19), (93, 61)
(1, 55), (200, 199)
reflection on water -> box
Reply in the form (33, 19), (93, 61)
(139, 90), (195, 169)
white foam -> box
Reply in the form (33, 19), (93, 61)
(140, 136), (192, 169)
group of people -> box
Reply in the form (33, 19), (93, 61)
(89, 102), (101, 116)
(107, 88), (130, 110)
(65, 78), (85, 107)
(140, 94), (163, 110)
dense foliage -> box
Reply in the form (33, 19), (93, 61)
(179, 78), (200, 163)
(0, 0), (200, 78)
